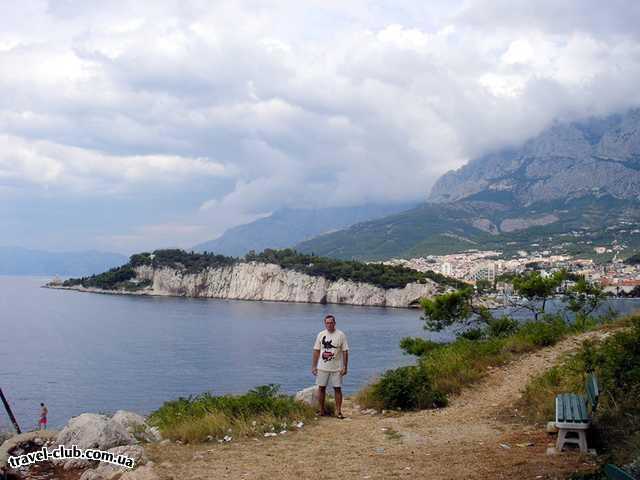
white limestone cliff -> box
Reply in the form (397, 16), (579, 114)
(132, 262), (439, 308)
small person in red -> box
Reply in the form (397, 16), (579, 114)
(39, 402), (48, 430)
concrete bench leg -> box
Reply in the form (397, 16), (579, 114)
(556, 428), (588, 453)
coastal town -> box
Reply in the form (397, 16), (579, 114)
(383, 245), (640, 296)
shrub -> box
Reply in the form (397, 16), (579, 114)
(486, 315), (519, 338)
(458, 328), (485, 341)
(371, 365), (447, 410)
(507, 315), (568, 352)
(399, 337), (442, 356)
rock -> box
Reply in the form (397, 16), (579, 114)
(546, 447), (559, 456)
(57, 413), (135, 451)
(429, 109), (640, 206)
(120, 463), (160, 480)
(0, 430), (58, 472)
(546, 421), (559, 433)
(294, 386), (319, 408)
(108, 445), (148, 465)
(111, 411), (162, 443)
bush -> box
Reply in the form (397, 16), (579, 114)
(507, 315), (568, 352)
(458, 328), (485, 341)
(399, 337), (442, 356)
(486, 315), (519, 338)
(371, 365), (447, 410)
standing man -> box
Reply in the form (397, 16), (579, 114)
(39, 402), (48, 430)
(312, 314), (349, 418)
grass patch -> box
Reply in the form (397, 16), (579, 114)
(148, 384), (315, 444)
(518, 313), (640, 466)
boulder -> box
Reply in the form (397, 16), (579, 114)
(294, 386), (319, 408)
(78, 445), (147, 480)
(57, 413), (135, 451)
(111, 411), (162, 443)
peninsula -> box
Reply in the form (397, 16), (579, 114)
(48, 249), (465, 308)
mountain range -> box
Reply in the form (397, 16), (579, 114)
(193, 203), (416, 257)
(296, 109), (640, 260)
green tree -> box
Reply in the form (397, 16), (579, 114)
(420, 288), (474, 331)
(564, 277), (606, 328)
(510, 270), (566, 321)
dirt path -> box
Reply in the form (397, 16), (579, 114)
(146, 332), (606, 480)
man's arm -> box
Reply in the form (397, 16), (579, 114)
(341, 350), (349, 376)
(312, 349), (320, 375)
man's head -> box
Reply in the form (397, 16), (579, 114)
(324, 314), (336, 332)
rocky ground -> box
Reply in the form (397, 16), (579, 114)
(146, 331), (607, 480)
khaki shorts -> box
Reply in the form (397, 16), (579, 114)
(316, 369), (343, 388)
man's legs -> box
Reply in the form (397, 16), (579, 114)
(317, 386), (327, 415)
(334, 387), (342, 416)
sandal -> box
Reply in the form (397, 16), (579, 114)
(336, 413), (345, 419)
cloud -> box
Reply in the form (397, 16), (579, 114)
(1, 0), (640, 252)
(0, 134), (228, 193)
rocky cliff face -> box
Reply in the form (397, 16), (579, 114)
(133, 263), (439, 307)
(429, 109), (640, 205)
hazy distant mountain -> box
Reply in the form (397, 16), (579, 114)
(0, 247), (127, 276)
(297, 109), (640, 260)
(429, 109), (640, 205)
(193, 204), (417, 257)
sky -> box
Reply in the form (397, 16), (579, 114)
(2, 0), (640, 254)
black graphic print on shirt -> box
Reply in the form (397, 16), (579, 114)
(321, 335), (337, 362)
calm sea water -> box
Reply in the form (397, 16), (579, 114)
(0, 276), (442, 430)
(2, 276), (638, 432)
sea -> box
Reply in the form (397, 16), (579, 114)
(1, 275), (638, 431)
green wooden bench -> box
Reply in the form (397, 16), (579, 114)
(554, 372), (599, 453)
(604, 464), (637, 480)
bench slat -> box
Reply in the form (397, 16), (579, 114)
(586, 373), (599, 411)
(557, 394), (589, 423)
(556, 395), (565, 422)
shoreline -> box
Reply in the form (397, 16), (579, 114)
(43, 284), (425, 309)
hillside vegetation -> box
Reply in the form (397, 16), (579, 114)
(296, 196), (640, 261)
(62, 248), (464, 291)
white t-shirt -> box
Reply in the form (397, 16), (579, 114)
(313, 329), (349, 372)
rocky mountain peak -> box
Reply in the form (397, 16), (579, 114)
(429, 108), (640, 205)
